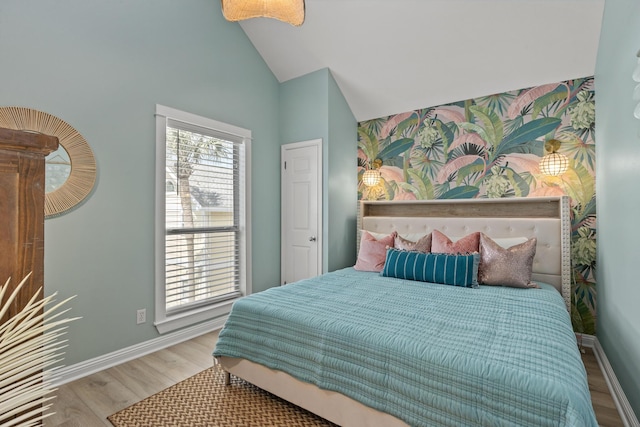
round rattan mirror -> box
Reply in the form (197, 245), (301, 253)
(0, 107), (97, 218)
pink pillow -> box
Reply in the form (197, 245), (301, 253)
(354, 231), (396, 272)
(431, 230), (480, 254)
(394, 233), (432, 252)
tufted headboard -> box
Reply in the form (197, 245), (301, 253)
(358, 196), (571, 311)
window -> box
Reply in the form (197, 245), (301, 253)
(155, 105), (251, 333)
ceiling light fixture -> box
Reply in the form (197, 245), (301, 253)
(539, 139), (569, 177)
(221, 0), (305, 26)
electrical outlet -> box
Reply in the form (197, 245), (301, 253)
(136, 309), (146, 324)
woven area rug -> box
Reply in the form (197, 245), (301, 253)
(107, 364), (337, 427)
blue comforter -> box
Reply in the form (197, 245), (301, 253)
(213, 268), (597, 426)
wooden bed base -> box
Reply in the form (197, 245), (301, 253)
(218, 196), (572, 426)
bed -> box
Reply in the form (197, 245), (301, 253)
(213, 196), (597, 426)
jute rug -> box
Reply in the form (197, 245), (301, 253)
(107, 364), (337, 427)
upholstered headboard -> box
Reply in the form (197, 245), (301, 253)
(358, 197), (571, 310)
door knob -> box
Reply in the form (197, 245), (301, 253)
(309, 236), (317, 242)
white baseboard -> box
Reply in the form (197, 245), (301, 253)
(578, 333), (640, 427)
(51, 316), (227, 387)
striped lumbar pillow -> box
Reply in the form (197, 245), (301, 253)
(381, 248), (479, 288)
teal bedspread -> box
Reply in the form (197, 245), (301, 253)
(213, 268), (597, 426)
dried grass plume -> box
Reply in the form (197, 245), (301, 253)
(0, 273), (79, 427)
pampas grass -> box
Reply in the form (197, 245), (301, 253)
(0, 273), (79, 427)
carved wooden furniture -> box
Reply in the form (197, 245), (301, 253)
(0, 127), (58, 322)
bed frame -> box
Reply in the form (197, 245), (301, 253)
(217, 196), (572, 427)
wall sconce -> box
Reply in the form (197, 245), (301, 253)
(221, 0), (305, 26)
(633, 49), (640, 119)
(362, 158), (382, 187)
(539, 139), (569, 176)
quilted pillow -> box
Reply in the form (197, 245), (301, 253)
(478, 233), (538, 288)
(354, 231), (396, 272)
(381, 248), (479, 288)
(394, 233), (432, 252)
(431, 230), (480, 254)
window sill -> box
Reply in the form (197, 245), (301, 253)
(154, 298), (237, 334)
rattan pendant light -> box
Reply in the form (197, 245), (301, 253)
(539, 139), (569, 176)
(362, 169), (381, 187)
(362, 158), (383, 186)
(221, 0), (305, 26)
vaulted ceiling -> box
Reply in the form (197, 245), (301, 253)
(238, 0), (606, 122)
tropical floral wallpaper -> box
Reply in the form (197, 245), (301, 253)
(357, 77), (596, 334)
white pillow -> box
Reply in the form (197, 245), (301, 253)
(364, 230), (528, 250)
(489, 236), (529, 249)
(445, 235), (528, 248)
(364, 230), (428, 243)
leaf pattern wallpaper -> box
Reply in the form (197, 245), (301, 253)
(357, 77), (596, 334)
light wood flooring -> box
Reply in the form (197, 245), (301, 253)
(44, 331), (220, 427)
(44, 332), (624, 427)
(581, 346), (625, 426)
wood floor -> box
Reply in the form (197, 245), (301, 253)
(581, 346), (625, 427)
(44, 331), (220, 427)
(44, 332), (624, 427)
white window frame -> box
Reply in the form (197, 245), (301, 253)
(154, 104), (251, 334)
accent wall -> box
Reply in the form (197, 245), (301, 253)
(357, 78), (596, 334)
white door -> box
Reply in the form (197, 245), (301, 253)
(281, 139), (322, 285)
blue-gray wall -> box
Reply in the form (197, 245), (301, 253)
(280, 69), (357, 273)
(327, 74), (357, 271)
(279, 69), (330, 144)
(0, 0), (281, 366)
(1, 1), (357, 368)
(595, 0), (640, 418)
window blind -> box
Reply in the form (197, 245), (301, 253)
(164, 119), (243, 313)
